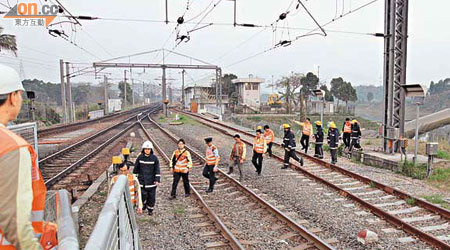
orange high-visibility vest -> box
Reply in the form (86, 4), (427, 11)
(344, 121), (352, 133)
(173, 150), (190, 173)
(0, 126), (46, 248)
(112, 174), (137, 204)
(205, 145), (219, 165)
(253, 137), (265, 154)
(264, 129), (274, 143)
(302, 123), (312, 136)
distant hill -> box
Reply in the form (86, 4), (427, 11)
(355, 85), (383, 103)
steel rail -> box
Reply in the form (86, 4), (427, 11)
(145, 114), (334, 250)
(175, 109), (450, 249)
(38, 104), (155, 138)
(138, 120), (245, 250)
(44, 107), (159, 189)
(40, 105), (158, 164)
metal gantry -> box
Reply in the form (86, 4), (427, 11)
(383, 0), (409, 152)
(92, 62), (224, 116)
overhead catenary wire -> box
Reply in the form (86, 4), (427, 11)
(223, 0), (380, 69)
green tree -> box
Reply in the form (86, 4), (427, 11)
(341, 82), (358, 113)
(221, 73), (238, 97)
(319, 85), (334, 102)
(0, 26), (17, 56)
(367, 92), (374, 102)
(330, 77), (345, 111)
(118, 81), (133, 105)
(299, 72), (319, 117)
(276, 73), (303, 114)
(330, 77), (357, 113)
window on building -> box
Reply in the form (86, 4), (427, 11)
(252, 83), (259, 90)
(200, 104), (204, 109)
(245, 83), (251, 90)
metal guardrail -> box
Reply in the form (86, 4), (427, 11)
(85, 175), (141, 250)
(8, 122), (39, 167)
(56, 190), (80, 250)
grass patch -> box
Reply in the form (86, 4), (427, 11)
(428, 168), (450, 182)
(173, 205), (185, 215)
(177, 114), (200, 125)
(369, 181), (376, 188)
(159, 115), (168, 123)
(399, 160), (427, 180)
(247, 116), (262, 122)
(437, 150), (450, 160)
(407, 197), (416, 206)
(422, 194), (450, 210)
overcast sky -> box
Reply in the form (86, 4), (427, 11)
(1, 0), (449, 93)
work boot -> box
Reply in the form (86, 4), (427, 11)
(227, 167), (233, 175)
(206, 188), (213, 193)
(281, 164), (288, 169)
(148, 208), (154, 216)
(184, 193), (190, 197)
(143, 204), (147, 211)
(169, 195), (176, 200)
(300, 158), (304, 166)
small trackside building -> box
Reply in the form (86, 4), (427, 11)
(232, 76), (265, 111)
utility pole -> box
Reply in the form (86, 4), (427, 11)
(142, 81), (145, 105)
(182, 69), (186, 109)
(123, 70), (127, 109)
(59, 59), (67, 123)
(65, 62), (73, 123)
(162, 66), (167, 117)
(131, 77), (135, 107)
(104, 75), (109, 114)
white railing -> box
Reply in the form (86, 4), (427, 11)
(8, 122), (39, 167)
(56, 190), (79, 249)
(84, 175), (141, 250)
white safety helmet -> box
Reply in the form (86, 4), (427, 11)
(0, 64), (24, 95)
(142, 140), (153, 149)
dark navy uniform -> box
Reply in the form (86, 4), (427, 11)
(134, 151), (160, 213)
(327, 128), (340, 164)
(281, 128), (303, 169)
(314, 125), (324, 159)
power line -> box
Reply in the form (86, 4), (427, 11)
(223, 0), (380, 69)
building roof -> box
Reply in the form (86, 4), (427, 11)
(232, 77), (265, 84)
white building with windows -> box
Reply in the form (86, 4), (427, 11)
(232, 76), (265, 111)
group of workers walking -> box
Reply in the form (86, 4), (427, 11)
(0, 64), (365, 247)
(109, 116), (363, 217)
(294, 117), (362, 164)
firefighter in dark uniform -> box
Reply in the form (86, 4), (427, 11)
(349, 119), (362, 155)
(133, 140), (161, 215)
(281, 123), (304, 169)
(327, 122), (340, 164)
(314, 121), (324, 159)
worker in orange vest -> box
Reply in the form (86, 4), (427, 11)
(263, 125), (275, 157)
(342, 118), (352, 149)
(252, 129), (267, 175)
(110, 163), (143, 213)
(0, 64), (57, 249)
(170, 138), (193, 199)
(203, 137), (220, 193)
(293, 118), (313, 153)
(228, 134), (247, 180)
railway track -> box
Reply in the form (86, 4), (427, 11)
(175, 109), (450, 249)
(40, 106), (160, 193)
(38, 105), (153, 138)
(140, 115), (334, 250)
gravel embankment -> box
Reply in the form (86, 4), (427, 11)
(161, 121), (432, 250)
